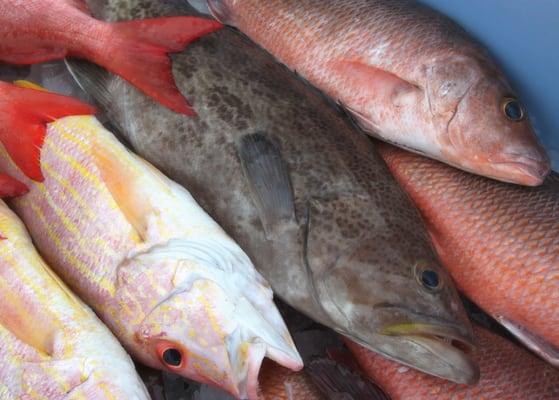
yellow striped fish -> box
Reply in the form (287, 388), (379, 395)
(0, 199), (149, 399)
(0, 86), (302, 399)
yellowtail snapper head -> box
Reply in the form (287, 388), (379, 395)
(115, 238), (302, 398)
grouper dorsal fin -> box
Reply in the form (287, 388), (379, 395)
(237, 133), (296, 240)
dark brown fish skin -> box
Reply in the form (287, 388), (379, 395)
(78, 0), (478, 384)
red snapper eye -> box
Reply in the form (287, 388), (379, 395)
(156, 341), (186, 369)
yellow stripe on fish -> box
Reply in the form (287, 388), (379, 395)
(0, 113), (302, 399)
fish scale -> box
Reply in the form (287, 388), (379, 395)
(0, 114), (303, 399)
(0, 199), (149, 399)
(68, 0), (480, 386)
(378, 143), (559, 364)
(346, 325), (559, 399)
(209, 0), (550, 186)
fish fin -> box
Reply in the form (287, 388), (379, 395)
(496, 316), (559, 367)
(237, 133), (297, 239)
(65, 60), (115, 116)
(90, 17), (222, 115)
(0, 81), (96, 181)
(0, 174), (29, 198)
(307, 358), (390, 400)
(0, 46), (68, 65)
(91, 126), (153, 240)
(329, 60), (421, 118)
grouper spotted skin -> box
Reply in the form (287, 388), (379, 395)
(69, 0), (479, 385)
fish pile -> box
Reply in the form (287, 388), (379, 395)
(0, 0), (556, 399)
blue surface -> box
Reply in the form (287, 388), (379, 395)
(421, 0), (559, 170)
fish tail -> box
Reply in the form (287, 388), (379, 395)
(95, 17), (222, 115)
(0, 81), (96, 182)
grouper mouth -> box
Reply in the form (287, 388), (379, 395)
(379, 323), (480, 385)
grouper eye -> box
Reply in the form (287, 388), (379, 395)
(502, 97), (525, 121)
(414, 261), (442, 292)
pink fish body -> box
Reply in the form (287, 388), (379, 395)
(207, 0), (550, 186)
(0, 200), (149, 399)
(0, 115), (302, 399)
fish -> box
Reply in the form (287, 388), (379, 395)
(0, 0), (222, 117)
(0, 80), (96, 181)
(0, 198), (150, 399)
(67, 0), (479, 385)
(0, 104), (303, 399)
(346, 325), (559, 399)
(257, 360), (323, 400)
(377, 143), (559, 366)
(205, 0), (550, 186)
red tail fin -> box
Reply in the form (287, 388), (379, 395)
(93, 17), (222, 115)
(0, 82), (96, 181)
(0, 174), (28, 197)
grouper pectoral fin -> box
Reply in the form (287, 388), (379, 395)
(65, 59), (129, 140)
(237, 133), (297, 240)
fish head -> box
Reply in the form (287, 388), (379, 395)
(116, 238), (302, 399)
(305, 194), (478, 384)
(430, 57), (550, 185)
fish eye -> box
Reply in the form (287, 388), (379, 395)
(421, 269), (440, 289)
(162, 348), (182, 367)
(414, 261), (442, 292)
(502, 98), (525, 121)
(156, 342), (185, 369)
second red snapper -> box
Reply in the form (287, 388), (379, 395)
(207, 0), (550, 186)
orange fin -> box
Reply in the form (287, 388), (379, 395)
(91, 17), (222, 115)
(0, 174), (28, 198)
(329, 60), (421, 110)
(0, 81), (96, 181)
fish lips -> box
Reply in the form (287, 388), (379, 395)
(373, 322), (480, 385)
(490, 153), (551, 186)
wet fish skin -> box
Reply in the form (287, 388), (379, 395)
(0, 200), (149, 399)
(0, 0), (222, 115)
(207, 0), (550, 186)
(0, 115), (302, 400)
(346, 326), (559, 399)
(378, 143), (559, 366)
(70, 0), (479, 385)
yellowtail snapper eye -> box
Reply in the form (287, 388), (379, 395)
(162, 348), (182, 367)
(502, 98), (525, 121)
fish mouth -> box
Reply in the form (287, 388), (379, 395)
(490, 153), (550, 186)
(379, 323), (479, 384)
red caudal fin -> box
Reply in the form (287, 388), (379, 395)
(95, 17), (222, 115)
(0, 174), (28, 197)
(0, 81), (96, 181)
